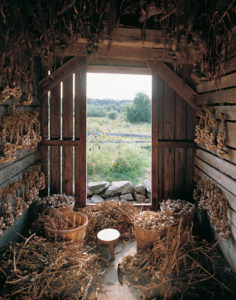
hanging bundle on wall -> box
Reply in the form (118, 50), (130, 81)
(0, 165), (45, 236)
(0, 110), (41, 164)
(194, 106), (228, 159)
(193, 176), (231, 239)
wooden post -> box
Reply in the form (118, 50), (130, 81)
(75, 59), (87, 208)
(63, 76), (73, 195)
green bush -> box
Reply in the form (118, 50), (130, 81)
(87, 139), (151, 183)
(125, 92), (151, 123)
(87, 105), (107, 117)
(108, 111), (118, 120)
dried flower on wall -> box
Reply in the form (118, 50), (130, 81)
(193, 176), (230, 239)
(194, 106), (228, 159)
(0, 165), (45, 236)
(0, 111), (41, 164)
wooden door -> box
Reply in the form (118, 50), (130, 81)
(152, 75), (195, 208)
(40, 58), (87, 208)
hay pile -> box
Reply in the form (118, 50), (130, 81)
(80, 200), (139, 244)
(0, 234), (109, 299)
(119, 220), (235, 299)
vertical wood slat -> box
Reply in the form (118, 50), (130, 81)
(157, 76), (164, 201)
(152, 75), (159, 210)
(163, 83), (175, 199)
(186, 105), (196, 198)
(40, 91), (48, 195)
(50, 85), (61, 194)
(75, 60), (87, 208)
(175, 95), (187, 198)
(63, 76), (73, 195)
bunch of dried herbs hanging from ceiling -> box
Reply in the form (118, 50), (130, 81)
(0, 111), (41, 164)
(137, 0), (235, 80)
(0, 0), (234, 92)
(0, 0), (111, 89)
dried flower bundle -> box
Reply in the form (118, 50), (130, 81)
(194, 106), (228, 159)
(35, 193), (75, 210)
(0, 234), (109, 299)
(134, 199), (195, 231)
(43, 210), (77, 231)
(193, 176), (231, 239)
(0, 111), (41, 164)
(0, 165), (45, 237)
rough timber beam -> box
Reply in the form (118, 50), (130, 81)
(152, 62), (198, 111)
(57, 44), (174, 63)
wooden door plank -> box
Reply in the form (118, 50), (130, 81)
(152, 62), (197, 111)
(63, 76), (73, 195)
(186, 105), (196, 199)
(175, 95), (187, 198)
(152, 75), (159, 210)
(215, 105), (236, 121)
(163, 83), (175, 199)
(75, 61), (87, 208)
(157, 76), (164, 201)
(50, 85), (61, 194)
(40, 91), (48, 194)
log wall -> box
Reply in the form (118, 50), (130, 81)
(0, 99), (40, 246)
(195, 49), (236, 271)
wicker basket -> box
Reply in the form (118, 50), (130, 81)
(44, 212), (88, 243)
(134, 224), (165, 251)
(135, 205), (195, 251)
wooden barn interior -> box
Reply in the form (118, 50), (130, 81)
(0, 1), (236, 299)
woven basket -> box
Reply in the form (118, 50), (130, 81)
(44, 212), (88, 243)
(135, 205), (195, 251)
(134, 224), (165, 251)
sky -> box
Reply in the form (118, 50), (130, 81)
(87, 73), (152, 100)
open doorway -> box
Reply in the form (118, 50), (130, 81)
(86, 73), (152, 205)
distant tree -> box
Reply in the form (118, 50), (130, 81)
(125, 92), (151, 123)
(108, 111), (118, 120)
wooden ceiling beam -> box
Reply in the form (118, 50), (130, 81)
(56, 44), (175, 63)
(152, 62), (198, 111)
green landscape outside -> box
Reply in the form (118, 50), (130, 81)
(87, 92), (152, 184)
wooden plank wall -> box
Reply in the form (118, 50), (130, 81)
(152, 75), (195, 203)
(195, 46), (236, 271)
(41, 60), (87, 207)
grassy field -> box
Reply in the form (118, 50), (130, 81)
(87, 116), (151, 184)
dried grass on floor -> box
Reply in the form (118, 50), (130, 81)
(119, 220), (235, 300)
(80, 200), (139, 244)
(0, 234), (109, 300)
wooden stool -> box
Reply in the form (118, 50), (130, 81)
(97, 228), (120, 259)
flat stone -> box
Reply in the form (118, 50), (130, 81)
(105, 196), (120, 201)
(87, 181), (110, 194)
(134, 193), (146, 203)
(145, 198), (151, 203)
(144, 179), (151, 193)
(147, 191), (151, 198)
(91, 195), (104, 203)
(134, 184), (146, 194)
(87, 188), (93, 197)
(103, 181), (133, 197)
(120, 193), (133, 201)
